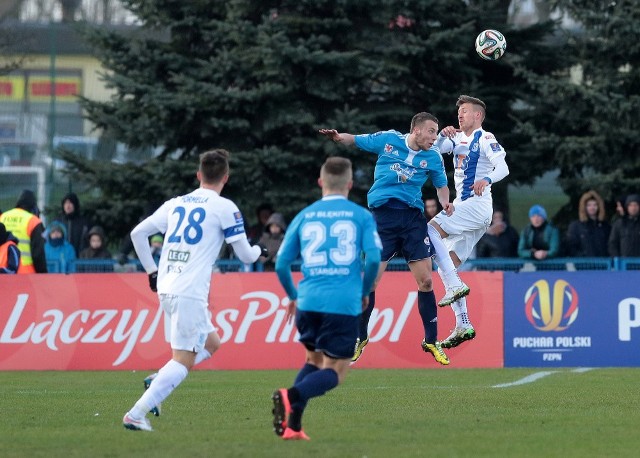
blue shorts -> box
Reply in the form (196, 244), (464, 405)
(371, 201), (434, 262)
(296, 310), (360, 359)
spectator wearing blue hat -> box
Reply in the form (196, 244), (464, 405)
(518, 204), (561, 259)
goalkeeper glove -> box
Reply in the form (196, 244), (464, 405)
(256, 243), (269, 258)
(148, 271), (158, 292)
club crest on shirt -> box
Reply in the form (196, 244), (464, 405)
(384, 144), (399, 156)
(471, 143), (479, 152)
(419, 160), (427, 168)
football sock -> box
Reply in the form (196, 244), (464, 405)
(194, 348), (212, 366)
(452, 297), (471, 327)
(290, 363), (319, 411)
(359, 291), (376, 340)
(287, 369), (339, 432)
(417, 290), (437, 343)
(293, 368), (339, 403)
(427, 225), (460, 286)
(130, 359), (188, 418)
(295, 362), (319, 385)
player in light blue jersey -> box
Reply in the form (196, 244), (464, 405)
(122, 149), (267, 432)
(319, 112), (456, 366)
(429, 95), (509, 349)
(272, 157), (381, 441)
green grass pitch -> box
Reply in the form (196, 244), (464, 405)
(1, 368), (639, 457)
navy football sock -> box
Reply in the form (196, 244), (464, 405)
(418, 290), (437, 343)
(288, 369), (339, 432)
(294, 368), (339, 402)
(359, 291), (376, 340)
(294, 362), (319, 385)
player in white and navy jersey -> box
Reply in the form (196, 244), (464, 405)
(319, 112), (453, 366)
(123, 149), (267, 432)
(429, 95), (509, 348)
(271, 157), (381, 440)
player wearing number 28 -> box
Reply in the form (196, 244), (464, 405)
(123, 149), (266, 432)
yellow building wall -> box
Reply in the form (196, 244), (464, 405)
(6, 54), (113, 137)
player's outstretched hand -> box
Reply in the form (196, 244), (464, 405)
(148, 271), (158, 292)
(319, 128), (340, 142)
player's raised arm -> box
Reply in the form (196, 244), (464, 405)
(318, 129), (356, 146)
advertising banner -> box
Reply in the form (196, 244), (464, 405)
(504, 271), (640, 367)
(0, 272), (503, 371)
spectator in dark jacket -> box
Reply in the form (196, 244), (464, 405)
(79, 226), (112, 259)
(566, 190), (611, 257)
(246, 203), (274, 244)
(58, 192), (91, 257)
(258, 212), (286, 271)
(476, 209), (519, 258)
(518, 205), (561, 260)
(609, 194), (640, 257)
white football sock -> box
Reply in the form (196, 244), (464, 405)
(130, 359), (188, 418)
(427, 225), (461, 287)
(451, 297), (472, 328)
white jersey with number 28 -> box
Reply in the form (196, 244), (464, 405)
(134, 187), (247, 301)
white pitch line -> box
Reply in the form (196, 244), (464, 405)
(492, 368), (595, 388)
(492, 371), (558, 388)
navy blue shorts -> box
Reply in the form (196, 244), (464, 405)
(371, 202), (434, 262)
(296, 310), (360, 359)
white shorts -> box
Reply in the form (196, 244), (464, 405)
(433, 198), (493, 263)
(160, 294), (215, 353)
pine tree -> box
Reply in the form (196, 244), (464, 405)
(71, 0), (562, 241)
(515, 0), (640, 224)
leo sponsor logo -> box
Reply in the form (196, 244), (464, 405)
(484, 134), (495, 140)
(168, 250), (190, 262)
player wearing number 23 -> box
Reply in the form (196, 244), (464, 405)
(272, 157), (381, 440)
(122, 149), (266, 432)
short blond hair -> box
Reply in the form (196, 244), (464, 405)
(320, 157), (352, 191)
(457, 95), (486, 120)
